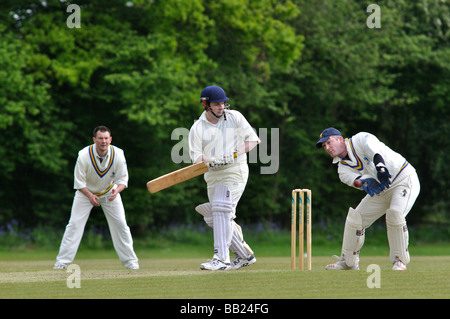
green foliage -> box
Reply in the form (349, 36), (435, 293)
(0, 0), (448, 237)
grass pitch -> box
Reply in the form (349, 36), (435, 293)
(0, 249), (448, 299)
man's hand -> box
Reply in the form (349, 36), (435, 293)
(108, 188), (119, 201)
(208, 152), (238, 170)
(79, 188), (100, 206)
(88, 193), (100, 206)
(360, 178), (385, 197)
(108, 185), (125, 201)
(376, 163), (391, 188)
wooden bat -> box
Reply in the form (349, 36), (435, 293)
(146, 162), (209, 194)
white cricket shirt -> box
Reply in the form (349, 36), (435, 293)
(189, 109), (260, 184)
(333, 132), (415, 188)
(73, 144), (128, 196)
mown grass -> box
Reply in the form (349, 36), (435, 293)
(0, 248), (448, 300)
(0, 222), (448, 302)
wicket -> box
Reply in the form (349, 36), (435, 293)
(291, 189), (312, 270)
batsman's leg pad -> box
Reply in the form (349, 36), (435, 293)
(342, 207), (365, 267)
(195, 202), (211, 217)
(195, 202), (213, 228)
(386, 208), (410, 265)
(197, 201), (252, 258)
(212, 184), (234, 262)
(231, 222), (254, 258)
(212, 184), (235, 213)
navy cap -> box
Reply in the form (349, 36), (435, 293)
(316, 127), (342, 148)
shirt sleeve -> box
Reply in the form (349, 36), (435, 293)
(73, 152), (87, 190)
(338, 163), (362, 188)
(235, 111), (261, 143)
(189, 121), (204, 163)
(114, 148), (129, 187)
(358, 133), (383, 161)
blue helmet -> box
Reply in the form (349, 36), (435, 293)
(200, 85), (230, 119)
(200, 86), (229, 104)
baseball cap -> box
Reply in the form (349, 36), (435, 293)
(316, 127), (342, 148)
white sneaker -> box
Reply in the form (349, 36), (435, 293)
(200, 258), (230, 271)
(53, 262), (67, 270)
(230, 254), (257, 270)
(392, 260), (406, 270)
(124, 262), (140, 270)
(325, 255), (359, 270)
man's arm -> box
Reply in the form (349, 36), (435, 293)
(236, 140), (259, 157)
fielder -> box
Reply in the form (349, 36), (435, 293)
(54, 126), (139, 270)
(189, 85), (260, 270)
(316, 127), (420, 270)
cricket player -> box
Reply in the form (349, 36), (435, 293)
(54, 126), (139, 270)
(316, 127), (420, 270)
(189, 85), (260, 270)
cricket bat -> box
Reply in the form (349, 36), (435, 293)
(146, 162), (209, 194)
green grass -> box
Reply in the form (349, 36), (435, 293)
(0, 246), (448, 300)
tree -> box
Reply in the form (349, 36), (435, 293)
(0, 0), (448, 233)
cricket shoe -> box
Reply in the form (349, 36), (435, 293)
(325, 255), (359, 270)
(229, 254), (257, 270)
(124, 261), (140, 270)
(53, 262), (67, 270)
(200, 258), (230, 271)
(392, 260), (406, 271)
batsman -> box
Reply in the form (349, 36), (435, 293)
(316, 128), (420, 271)
(189, 85), (260, 270)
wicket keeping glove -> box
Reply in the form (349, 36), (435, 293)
(360, 178), (385, 197)
(376, 163), (391, 189)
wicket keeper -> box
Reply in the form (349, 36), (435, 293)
(316, 127), (420, 270)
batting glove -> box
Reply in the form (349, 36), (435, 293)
(209, 153), (237, 170)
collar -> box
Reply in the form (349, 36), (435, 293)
(92, 144), (110, 159)
(199, 111), (225, 125)
(337, 138), (364, 170)
(89, 145), (115, 178)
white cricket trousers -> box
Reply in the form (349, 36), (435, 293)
(356, 169), (420, 228)
(56, 190), (138, 266)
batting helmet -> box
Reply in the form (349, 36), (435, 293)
(200, 86), (229, 104)
(200, 85), (230, 119)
